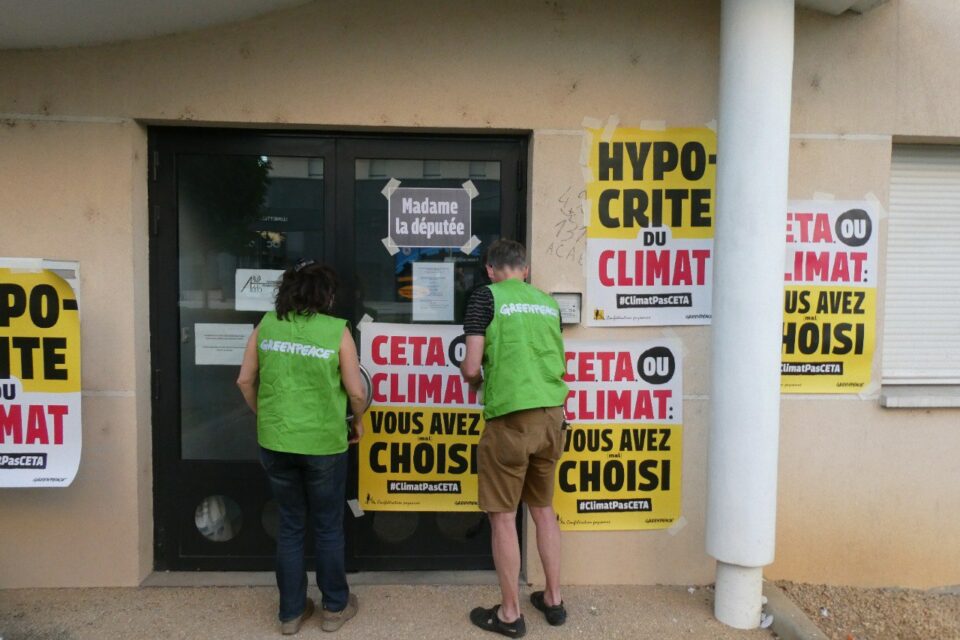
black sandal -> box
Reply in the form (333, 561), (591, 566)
(530, 591), (567, 626)
(469, 605), (527, 638)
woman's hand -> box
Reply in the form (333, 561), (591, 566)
(349, 416), (364, 444)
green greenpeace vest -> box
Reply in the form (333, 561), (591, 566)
(256, 311), (348, 455)
(482, 278), (569, 420)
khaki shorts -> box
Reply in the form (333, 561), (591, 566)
(477, 406), (566, 513)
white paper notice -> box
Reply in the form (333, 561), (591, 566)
(412, 262), (454, 322)
(235, 269), (283, 311)
(195, 323), (254, 366)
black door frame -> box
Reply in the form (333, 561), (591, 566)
(149, 127), (528, 571)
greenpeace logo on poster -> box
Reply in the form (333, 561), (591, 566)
(389, 187), (472, 248)
(0, 259), (82, 488)
(583, 125), (717, 326)
(781, 201), (878, 394)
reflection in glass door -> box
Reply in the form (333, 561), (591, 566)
(179, 154), (327, 463)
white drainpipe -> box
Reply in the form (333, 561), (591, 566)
(708, 0), (795, 629)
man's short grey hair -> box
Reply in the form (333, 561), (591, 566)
(485, 239), (527, 269)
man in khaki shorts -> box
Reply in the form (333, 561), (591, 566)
(460, 239), (569, 638)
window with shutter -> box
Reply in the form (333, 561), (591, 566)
(883, 145), (960, 386)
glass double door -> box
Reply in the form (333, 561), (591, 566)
(149, 129), (525, 571)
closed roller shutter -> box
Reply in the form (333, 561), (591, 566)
(883, 145), (960, 384)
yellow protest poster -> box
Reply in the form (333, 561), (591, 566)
(781, 202), (878, 393)
(358, 322), (483, 511)
(360, 406), (481, 511)
(583, 124), (717, 326)
(554, 340), (683, 531)
(0, 259), (82, 487)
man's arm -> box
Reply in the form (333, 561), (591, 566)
(461, 286), (492, 389)
(460, 335), (485, 387)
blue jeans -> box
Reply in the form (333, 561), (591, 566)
(259, 447), (350, 621)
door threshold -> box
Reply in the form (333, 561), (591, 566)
(142, 570), (498, 588)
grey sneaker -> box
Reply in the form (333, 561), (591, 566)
(281, 598), (314, 635)
(321, 593), (358, 632)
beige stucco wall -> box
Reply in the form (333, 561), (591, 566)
(0, 120), (151, 587)
(0, 0), (957, 588)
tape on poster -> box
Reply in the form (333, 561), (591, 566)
(461, 235), (481, 255)
(858, 379), (881, 400)
(581, 196), (592, 228)
(581, 166), (593, 187)
(601, 115), (620, 142)
(666, 515), (688, 536)
(347, 499), (364, 518)
(865, 191), (887, 220)
(579, 132), (593, 169)
(660, 328), (688, 357)
(381, 236), (400, 256)
(581, 116), (603, 130)
(462, 180), (479, 200)
(3, 257), (44, 272)
(357, 314), (374, 332)
(381, 178), (401, 200)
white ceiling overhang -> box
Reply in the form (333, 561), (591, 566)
(0, 0), (310, 50)
(796, 0), (888, 16)
(0, 0), (889, 51)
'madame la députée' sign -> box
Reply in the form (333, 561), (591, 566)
(386, 180), (474, 249)
(1, 259), (82, 487)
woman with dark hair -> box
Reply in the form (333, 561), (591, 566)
(237, 259), (366, 635)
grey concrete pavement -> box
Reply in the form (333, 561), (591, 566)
(0, 581), (777, 640)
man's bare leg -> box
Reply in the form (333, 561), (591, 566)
(489, 510), (522, 621)
(529, 504), (562, 606)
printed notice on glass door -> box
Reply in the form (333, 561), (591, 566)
(195, 323), (254, 366)
(412, 262), (454, 322)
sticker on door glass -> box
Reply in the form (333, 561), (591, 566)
(235, 268), (283, 311)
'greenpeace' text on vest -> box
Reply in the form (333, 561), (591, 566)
(259, 340), (335, 359)
(498, 303), (559, 318)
